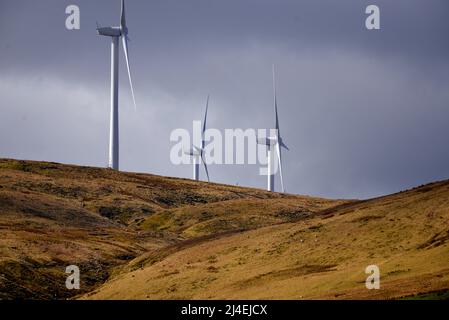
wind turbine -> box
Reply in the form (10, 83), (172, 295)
(257, 65), (289, 192)
(97, 0), (137, 170)
(184, 96), (210, 182)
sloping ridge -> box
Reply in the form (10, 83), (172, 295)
(83, 180), (449, 300)
(1, 158), (448, 299)
(0, 158), (344, 299)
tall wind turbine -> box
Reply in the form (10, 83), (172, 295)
(258, 65), (289, 192)
(184, 96), (210, 182)
(97, 0), (137, 170)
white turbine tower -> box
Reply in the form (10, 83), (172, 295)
(97, 0), (137, 170)
(184, 96), (210, 182)
(258, 65), (289, 192)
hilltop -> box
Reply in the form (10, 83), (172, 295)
(0, 158), (448, 299)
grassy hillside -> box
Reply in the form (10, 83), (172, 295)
(1, 158), (448, 300)
(0, 158), (343, 299)
(84, 181), (449, 300)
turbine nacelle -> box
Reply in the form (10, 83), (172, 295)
(183, 146), (202, 157)
(257, 136), (288, 150)
(257, 136), (278, 147)
(96, 26), (122, 37)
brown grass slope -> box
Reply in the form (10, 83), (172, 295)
(84, 180), (449, 300)
(0, 158), (342, 299)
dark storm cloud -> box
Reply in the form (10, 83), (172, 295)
(0, 0), (448, 199)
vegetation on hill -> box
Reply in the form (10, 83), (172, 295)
(0, 159), (343, 299)
(1, 158), (448, 300)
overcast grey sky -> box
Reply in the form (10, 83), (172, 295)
(0, 0), (448, 199)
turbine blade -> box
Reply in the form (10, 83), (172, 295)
(280, 139), (289, 151)
(276, 141), (285, 193)
(202, 95), (209, 150)
(201, 153), (210, 182)
(273, 64), (280, 134)
(122, 35), (137, 110)
(120, 0), (126, 30)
